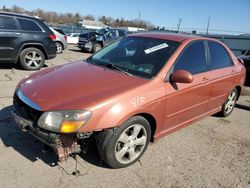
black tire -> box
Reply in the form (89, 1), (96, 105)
(80, 48), (85, 52)
(92, 43), (102, 53)
(19, 47), (45, 70)
(96, 116), (151, 168)
(219, 88), (238, 117)
(56, 42), (63, 53)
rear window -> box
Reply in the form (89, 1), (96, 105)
(0, 15), (18, 30)
(208, 41), (233, 70)
(54, 28), (65, 35)
(17, 18), (42, 32)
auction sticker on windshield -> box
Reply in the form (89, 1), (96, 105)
(144, 43), (169, 54)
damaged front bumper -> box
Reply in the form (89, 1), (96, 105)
(11, 109), (82, 161)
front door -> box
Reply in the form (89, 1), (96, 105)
(162, 41), (210, 133)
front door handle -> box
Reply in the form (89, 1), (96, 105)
(231, 69), (237, 75)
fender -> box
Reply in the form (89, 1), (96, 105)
(17, 42), (48, 58)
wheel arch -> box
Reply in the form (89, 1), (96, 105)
(130, 113), (157, 142)
(55, 41), (64, 50)
(19, 43), (48, 59)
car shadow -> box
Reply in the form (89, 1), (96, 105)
(0, 105), (110, 168)
(0, 63), (21, 70)
(235, 103), (250, 111)
(0, 63), (48, 70)
(67, 48), (92, 54)
(67, 48), (83, 53)
(244, 81), (250, 87)
(0, 105), (58, 166)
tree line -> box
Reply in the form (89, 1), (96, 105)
(1, 5), (154, 29)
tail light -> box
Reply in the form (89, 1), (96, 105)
(49, 34), (56, 40)
(64, 35), (67, 41)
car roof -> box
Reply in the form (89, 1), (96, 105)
(130, 32), (201, 43)
(0, 11), (40, 20)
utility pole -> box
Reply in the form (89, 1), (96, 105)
(138, 11), (141, 21)
(177, 18), (182, 33)
(206, 16), (211, 34)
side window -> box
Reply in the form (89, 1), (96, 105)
(17, 18), (42, 32)
(118, 30), (126, 37)
(0, 16), (18, 30)
(208, 42), (233, 70)
(173, 41), (207, 74)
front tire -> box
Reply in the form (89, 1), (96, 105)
(96, 116), (151, 168)
(19, 47), (45, 70)
(220, 88), (238, 117)
(92, 43), (102, 53)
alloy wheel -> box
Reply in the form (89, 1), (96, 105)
(24, 51), (42, 68)
(115, 124), (147, 164)
(224, 90), (237, 114)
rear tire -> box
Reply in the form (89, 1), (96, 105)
(219, 88), (238, 117)
(19, 47), (45, 70)
(56, 42), (63, 53)
(96, 116), (151, 168)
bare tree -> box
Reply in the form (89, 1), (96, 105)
(2, 5), (154, 28)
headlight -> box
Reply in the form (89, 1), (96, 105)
(37, 110), (91, 133)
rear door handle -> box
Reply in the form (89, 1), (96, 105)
(201, 77), (209, 84)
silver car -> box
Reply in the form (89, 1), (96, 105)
(50, 27), (68, 53)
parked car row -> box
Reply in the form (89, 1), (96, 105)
(77, 28), (127, 53)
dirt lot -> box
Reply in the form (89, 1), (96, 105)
(0, 45), (250, 188)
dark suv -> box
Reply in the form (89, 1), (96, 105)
(0, 12), (57, 70)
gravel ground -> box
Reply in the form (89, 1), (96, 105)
(0, 45), (250, 188)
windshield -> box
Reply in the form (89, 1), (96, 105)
(88, 36), (180, 79)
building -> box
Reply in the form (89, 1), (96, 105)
(118, 26), (147, 33)
(78, 20), (107, 30)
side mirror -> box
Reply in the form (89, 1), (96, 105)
(170, 70), (193, 83)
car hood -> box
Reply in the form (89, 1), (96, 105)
(18, 61), (148, 111)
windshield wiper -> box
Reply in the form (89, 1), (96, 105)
(95, 62), (133, 76)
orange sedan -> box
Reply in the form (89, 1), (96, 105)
(12, 33), (246, 168)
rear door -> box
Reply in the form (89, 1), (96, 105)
(205, 41), (237, 111)
(0, 15), (21, 61)
(163, 41), (210, 131)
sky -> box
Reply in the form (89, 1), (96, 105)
(1, 0), (250, 34)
